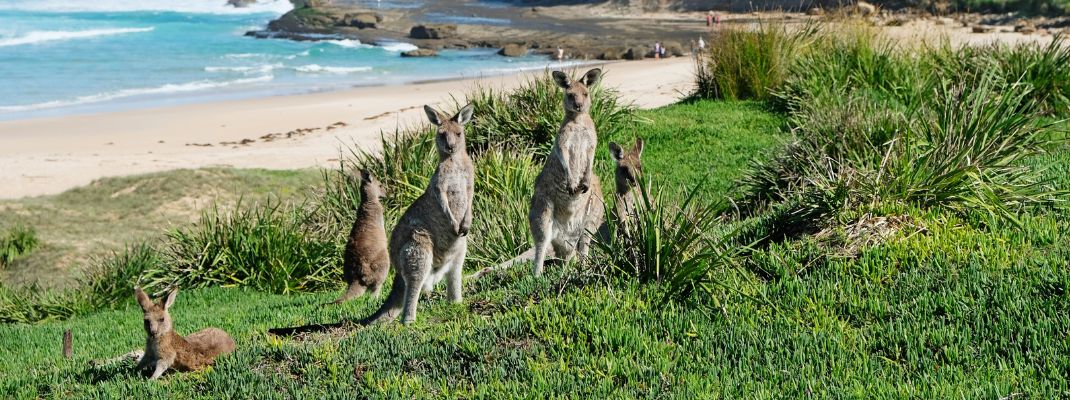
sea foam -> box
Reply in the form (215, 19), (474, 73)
(0, 0), (293, 14)
(0, 75), (273, 113)
(0, 27), (155, 47)
(293, 65), (373, 74)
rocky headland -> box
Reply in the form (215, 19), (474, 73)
(244, 0), (1069, 60)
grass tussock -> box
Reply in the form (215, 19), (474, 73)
(593, 180), (741, 304)
(0, 225), (38, 268)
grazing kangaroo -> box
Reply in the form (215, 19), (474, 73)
(134, 287), (235, 379)
(361, 104), (475, 324)
(529, 68), (606, 276)
(333, 169), (390, 304)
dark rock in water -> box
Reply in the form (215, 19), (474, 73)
(498, 43), (528, 57)
(268, 7), (383, 32)
(227, 0), (258, 7)
(624, 47), (648, 60)
(343, 12), (382, 29)
(598, 47), (626, 60)
(410, 24), (457, 39)
(401, 48), (438, 57)
(662, 41), (685, 57)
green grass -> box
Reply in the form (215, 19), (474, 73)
(2, 98), (1068, 397)
(0, 168), (320, 289)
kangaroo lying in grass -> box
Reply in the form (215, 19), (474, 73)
(135, 287), (235, 379)
(528, 68), (606, 276)
(334, 169), (390, 304)
(361, 104), (476, 324)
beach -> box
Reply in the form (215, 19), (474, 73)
(0, 57), (695, 199)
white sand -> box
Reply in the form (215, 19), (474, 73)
(0, 57), (697, 199)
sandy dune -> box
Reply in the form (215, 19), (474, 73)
(0, 57), (696, 199)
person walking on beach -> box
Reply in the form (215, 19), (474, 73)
(706, 11), (713, 27)
(556, 47), (564, 61)
(654, 42), (662, 60)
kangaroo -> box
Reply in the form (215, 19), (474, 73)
(529, 68), (606, 276)
(597, 139), (645, 242)
(134, 287), (236, 379)
(361, 103), (475, 324)
(608, 138), (644, 219)
(333, 169), (390, 304)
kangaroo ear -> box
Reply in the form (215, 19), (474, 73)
(552, 71), (570, 88)
(134, 287), (154, 311)
(423, 105), (444, 126)
(634, 138), (644, 157)
(454, 103), (474, 125)
(162, 287), (178, 310)
(608, 142), (625, 162)
(582, 68), (602, 87)
(359, 169), (372, 183)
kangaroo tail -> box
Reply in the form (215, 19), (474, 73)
(331, 281), (368, 304)
(467, 247), (539, 280)
(358, 272), (405, 325)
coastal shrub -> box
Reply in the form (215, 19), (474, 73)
(930, 36), (1070, 116)
(462, 71), (640, 155)
(593, 180), (741, 304)
(146, 202), (341, 294)
(467, 149), (539, 269)
(882, 74), (1060, 224)
(334, 128), (438, 218)
(0, 225), (38, 267)
(0, 282), (82, 324)
(79, 243), (162, 308)
(693, 21), (816, 101)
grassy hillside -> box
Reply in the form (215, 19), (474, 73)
(2, 97), (1068, 397)
(2, 24), (1069, 397)
(0, 168), (320, 289)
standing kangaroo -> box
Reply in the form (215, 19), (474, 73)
(361, 104), (475, 324)
(334, 169), (390, 304)
(597, 139), (645, 242)
(134, 287), (236, 379)
(529, 68), (606, 276)
(608, 138), (644, 219)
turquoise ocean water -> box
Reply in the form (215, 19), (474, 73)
(0, 0), (573, 121)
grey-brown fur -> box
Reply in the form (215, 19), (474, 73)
(529, 68), (606, 276)
(134, 287), (236, 379)
(333, 169), (390, 304)
(361, 103), (475, 324)
(597, 139), (645, 242)
(608, 138), (644, 219)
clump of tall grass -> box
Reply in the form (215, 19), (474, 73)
(462, 70), (640, 155)
(147, 202), (341, 294)
(593, 180), (741, 304)
(882, 75), (1062, 224)
(0, 225), (38, 268)
(693, 21), (817, 101)
(0, 283), (81, 324)
(728, 22), (1067, 247)
(467, 149), (539, 269)
(80, 243), (162, 307)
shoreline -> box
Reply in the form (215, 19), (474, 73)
(0, 57), (697, 200)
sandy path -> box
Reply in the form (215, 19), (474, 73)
(0, 57), (695, 200)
